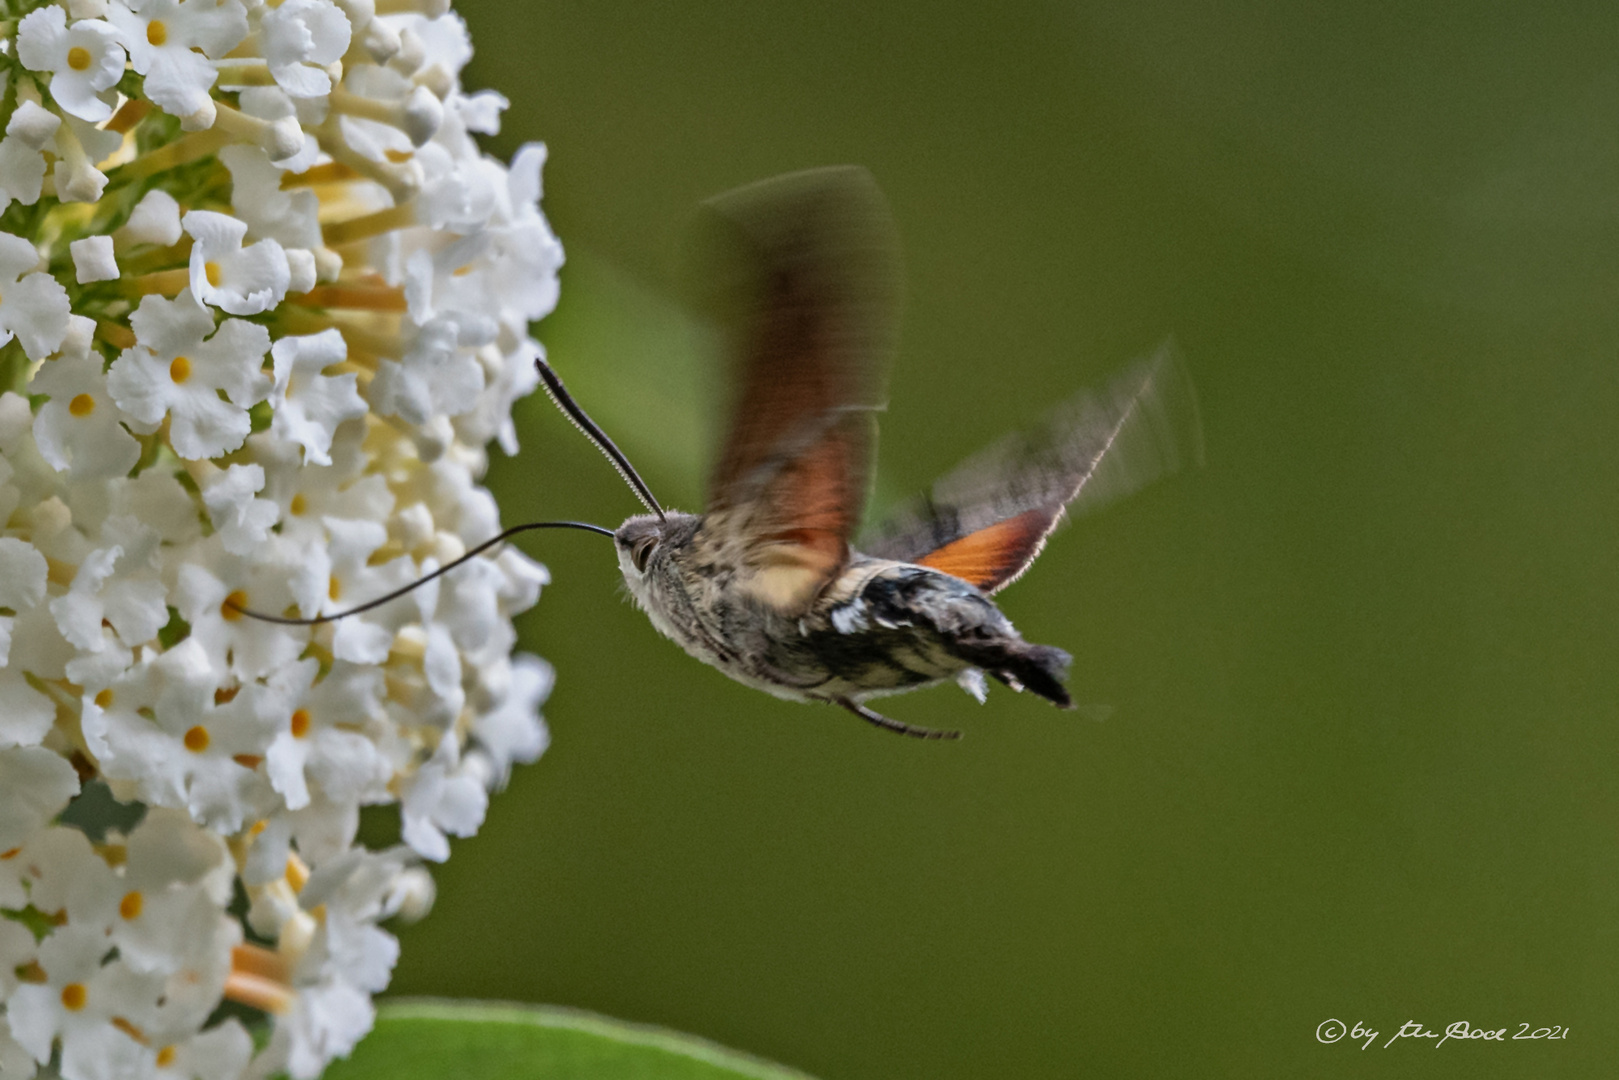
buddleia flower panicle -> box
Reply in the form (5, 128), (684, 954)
(0, 0), (564, 1076)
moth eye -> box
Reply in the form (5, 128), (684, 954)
(631, 538), (656, 573)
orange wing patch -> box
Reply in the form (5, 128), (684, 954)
(914, 507), (1061, 594)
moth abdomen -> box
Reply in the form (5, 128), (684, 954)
(949, 638), (1073, 709)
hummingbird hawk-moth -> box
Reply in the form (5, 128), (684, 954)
(238, 166), (1202, 740)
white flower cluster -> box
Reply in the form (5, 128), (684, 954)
(0, 0), (564, 1077)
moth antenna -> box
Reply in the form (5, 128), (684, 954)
(836, 697), (962, 741)
(534, 357), (666, 521)
(225, 520), (615, 626)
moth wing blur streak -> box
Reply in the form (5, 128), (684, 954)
(694, 166), (900, 617)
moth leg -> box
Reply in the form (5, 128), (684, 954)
(834, 698), (962, 741)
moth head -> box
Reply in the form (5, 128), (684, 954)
(613, 512), (700, 592)
(614, 514), (664, 578)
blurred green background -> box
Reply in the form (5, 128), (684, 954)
(386, 2), (1619, 1076)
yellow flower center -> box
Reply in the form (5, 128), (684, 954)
(95, 688), (114, 709)
(169, 355), (191, 383)
(61, 983), (87, 1011)
(290, 709), (311, 738)
(66, 47), (91, 72)
(221, 590), (248, 620)
(204, 261), (223, 287)
(328, 576), (341, 601)
(155, 1046), (177, 1068)
(119, 891), (143, 920)
(289, 493), (308, 516)
(183, 725), (210, 753)
(69, 393), (95, 417)
(146, 20), (167, 46)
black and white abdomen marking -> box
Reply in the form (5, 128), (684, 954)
(765, 561), (1074, 707)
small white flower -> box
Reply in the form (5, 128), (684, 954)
(48, 527), (167, 653)
(472, 654), (553, 786)
(106, 289), (273, 459)
(124, 807), (235, 904)
(3, 604), (75, 705)
(120, 188), (184, 247)
(250, 429), (393, 554)
(320, 518), (416, 661)
(494, 143), (566, 324)
(392, 10), (473, 73)
(31, 315), (141, 480)
(0, 231), (72, 361)
(414, 137), (506, 233)
(69, 234), (118, 283)
(286, 247), (317, 293)
(273, 977), (373, 1080)
(61, 1021), (159, 1080)
(19, 827), (121, 931)
(87, 639), (281, 832)
(0, 100), (62, 211)
(457, 89), (509, 136)
(107, 0), (249, 126)
(219, 145), (323, 252)
(297, 849), (404, 991)
(261, 0), (353, 98)
(201, 464), (278, 556)
(184, 210), (291, 315)
(467, 337), (544, 457)
(0, 844), (30, 912)
(399, 739), (487, 862)
(51, 113), (123, 204)
(112, 875), (236, 979)
(170, 537), (307, 680)
(368, 314), (487, 426)
(0, 531), (50, 657)
(233, 86), (320, 172)
(110, 467), (204, 546)
(0, 918), (37, 1001)
(0, 664), (53, 752)
(0, 747), (80, 856)
(152, 1020), (253, 1080)
(16, 7), (126, 123)
(5, 926), (110, 1061)
(265, 660), (390, 812)
(0, 1029), (33, 1080)
(6, 925), (165, 1080)
(269, 330), (367, 466)
(0, 538), (54, 751)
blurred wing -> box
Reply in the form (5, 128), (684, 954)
(696, 166), (901, 613)
(864, 342), (1203, 594)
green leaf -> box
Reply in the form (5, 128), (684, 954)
(156, 606), (191, 649)
(322, 1000), (816, 1080)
